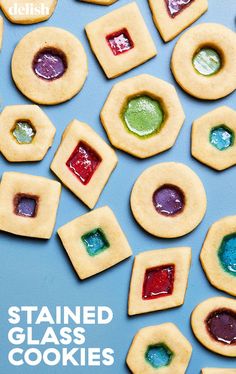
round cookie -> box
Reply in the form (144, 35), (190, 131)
(200, 215), (236, 297)
(100, 74), (185, 158)
(171, 23), (236, 100)
(191, 297), (236, 357)
(11, 27), (88, 105)
(130, 162), (207, 238)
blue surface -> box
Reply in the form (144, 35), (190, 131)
(0, 0), (236, 372)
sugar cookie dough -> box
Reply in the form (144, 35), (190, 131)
(128, 247), (191, 315)
(1, 0), (57, 24)
(200, 215), (236, 297)
(51, 119), (118, 209)
(149, 0), (208, 42)
(11, 27), (88, 105)
(101, 74), (185, 158)
(126, 323), (192, 374)
(202, 369), (236, 374)
(85, 2), (157, 78)
(171, 23), (236, 100)
(0, 172), (61, 239)
(130, 162), (207, 238)
(191, 297), (236, 357)
(58, 206), (132, 279)
(0, 105), (56, 162)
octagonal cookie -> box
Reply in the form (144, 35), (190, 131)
(58, 206), (132, 279)
(200, 215), (236, 297)
(128, 247), (191, 315)
(85, 2), (157, 78)
(192, 106), (236, 171)
(1, 0), (57, 24)
(149, 0), (208, 42)
(126, 323), (192, 374)
(0, 105), (56, 162)
(191, 297), (236, 357)
(51, 119), (118, 209)
(202, 370), (236, 374)
(0, 172), (61, 239)
(101, 74), (185, 158)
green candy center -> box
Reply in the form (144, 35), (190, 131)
(193, 48), (221, 76)
(122, 95), (164, 138)
(12, 121), (36, 144)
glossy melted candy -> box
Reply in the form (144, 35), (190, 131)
(82, 228), (110, 256)
(165, 0), (194, 18)
(66, 141), (102, 185)
(142, 264), (175, 300)
(206, 309), (236, 345)
(33, 47), (67, 81)
(153, 184), (185, 217)
(12, 121), (35, 144)
(14, 194), (38, 218)
(145, 344), (173, 369)
(193, 48), (221, 76)
(210, 126), (234, 151)
(218, 234), (236, 276)
(106, 28), (134, 56)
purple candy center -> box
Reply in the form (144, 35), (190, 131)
(153, 184), (185, 216)
(33, 47), (67, 81)
(14, 194), (38, 218)
(206, 309), (236, 345)
(165, 0), (194, 17)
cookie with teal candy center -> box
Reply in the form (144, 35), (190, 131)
(145, 344), (173, 368)
(210, 125), (234, 151)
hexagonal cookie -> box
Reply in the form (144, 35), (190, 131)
(101, 74), (185, 158)
(192, 106), (236, 171)
(200, 215), (236, 297)
(128, 247), (191, 315)
(1, 0), (57, 24)
(126, 323), (192, 374)
(0, 105), (56, 162)
(202, 370), (236, 374)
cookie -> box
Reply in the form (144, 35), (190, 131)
(100, 74), (185, 158)
(0, 172), (61, 239)
(58, 206), (132, 279)
(171, 23), (236, 100)
(128, 247), (191, 315)
(191, 297), (236, 357)
(130, 162), (207, 238)
(202, 370), (236, 374)
(1, 0), (57, 24)
(51, 119), (118, 209)
(126, 323), (192, 374)
(200, 216), (236, 297)
(0, 105), (55, 162)
(192, 106), (236, 171)
(11, 27), (88, 105)
(149, 0), (207, 42)
(85, 2), (157, 78)
(0, 16), (3, 49)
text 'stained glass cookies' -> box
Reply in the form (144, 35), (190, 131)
(51, 120), (118, 209)
(149, 0), (208, 42)
(58, 206), (132, 279)
(11, 27), (88, 105)
(130, 162), (207, 238)
(101, 74), (185, 158)
(126, 324), (192, 374)
(85, 2), (157, 78)
(171, 23), (236, 99)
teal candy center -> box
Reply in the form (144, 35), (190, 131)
(210, 125), (234, 151)
(12, 121), (36, 144)
(122, 95), (164, 138)
(82, 228), (110, 257)
(193, 48), (221, 76)
(218, 234), (236, 276)
(145, 344), (173, 369)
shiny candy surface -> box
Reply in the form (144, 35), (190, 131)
(206, 309), (236, 345)
(33, 47), (67, 81)
(153, 184), (185, 216)
(142, 264), (175, 300)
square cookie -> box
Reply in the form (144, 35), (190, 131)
(85, 2), (157, 78)
(128, 247), (191, 315)
(149, 0), (208, 42)
(0, 172), (61, 239)
(50, 120), (118, 209)
(58, 206), (132, 279)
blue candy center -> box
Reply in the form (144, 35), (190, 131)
(218, 234), (236, 276)
(82, 228), (110, 256)
(145, 344), (173, 368)
(210, 126), (234, 151)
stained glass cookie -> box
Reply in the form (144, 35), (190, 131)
(171, 23), (236, 99)
(130, 162), (207, 238)
(58, 206), (132, 279)
(101, 74), (185, 158)
(202, 370), (236, 374)
(0, 105), (55, 162)
(11, 27), (88, 105)
(128, 247), (191, 315)
(85, 2), (157, 78)
(149, 0), (208, 42)
(191, 297), (236, 357)
(51, 119), (118, 209)
(126, 323), (192, 374)
(1, 0), (57, 24)
(0, 172), (61, 239)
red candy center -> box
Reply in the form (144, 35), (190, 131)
(106, 28), (134, 56)
(142, 264), (175, 300)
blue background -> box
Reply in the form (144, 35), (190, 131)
(0, 0), (235, 372)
